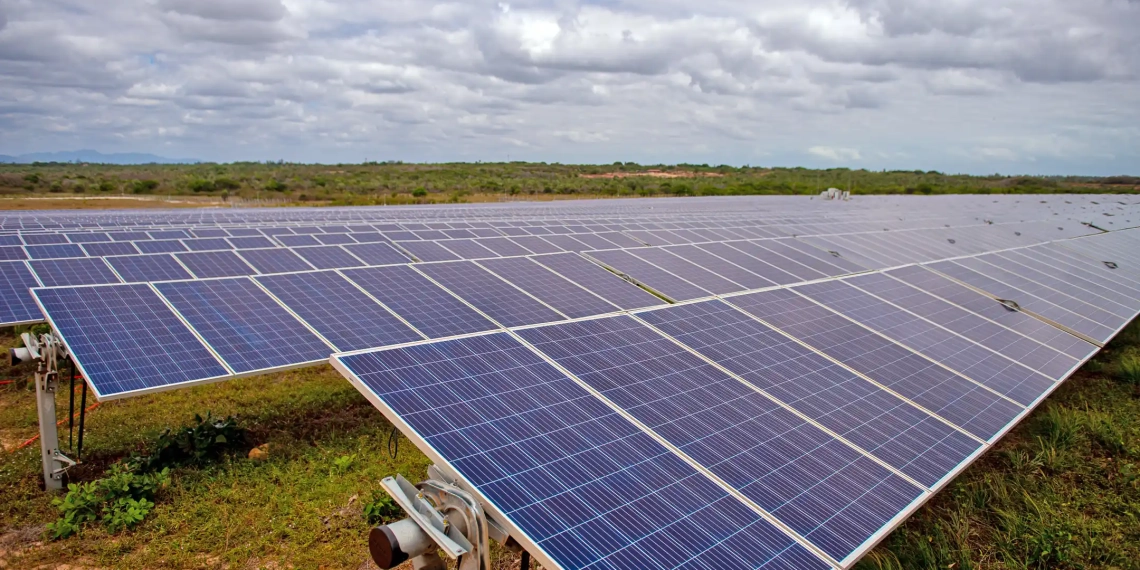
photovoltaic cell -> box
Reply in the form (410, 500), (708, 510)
(695, 242), (802, 285)
(471, 237), (531, 257)
(30, 258), (122, 287)
(183, 238), (232, 252)
(847, 270), (1081, 380)
(439, 239), (500, 259)
(256, 271), (422, 351)
(314, 233), (357, 245)
(507, 236), (563, 255)
(478, 256), (619, 319)
(81, 242), (139, 257)
(398, 240), (463, 262)
(227, 236), (276, 249)
(277, 234), (321, 247)
(518, 317), (923, 563)
(22, 234), (69, 245)
(33, 284), (229, 398)
(587, 249), (711, 302)
(343, 242), (410, 266)
(236, 248), (314, 274)
(530, 253), (664, 310)
(0, 246), (27, 261)
(728, 242), (828, 282)
(664, 244), (776, 290)
(416, 261), (565, 326)
(341, 265), (496, 338)
(727, 288), (1023, 441)
(155, 278), (331, 373)
(334, 333), (828, 570)
(176, 251), (257, 278)
(135, 240), (188, 254)
(106, 254), (193, 283)
(0, 261), (43, 324)
(292, 246), (365, 269)
(26, 244), (86, 259)
(636, 300), (982, 488)
(794, 280), (1053, 406)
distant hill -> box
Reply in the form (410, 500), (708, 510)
(0, 150), (199, 165)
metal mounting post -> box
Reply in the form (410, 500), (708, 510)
(15, 332), (75, 491)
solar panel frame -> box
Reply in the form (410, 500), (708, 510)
(477, 256), (622, 319)
(26, 244), (86, 259)
(342, 242), (410, 266)
(80, 242), (140, 257)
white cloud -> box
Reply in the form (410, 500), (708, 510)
(0, 0), (1136, 174)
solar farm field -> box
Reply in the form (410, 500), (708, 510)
(0, 194), (1139, 569)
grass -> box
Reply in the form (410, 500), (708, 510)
(1, 322), (1139, 569)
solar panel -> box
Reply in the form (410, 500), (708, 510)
(81, 242), (140, 257)
(341, 265), (497, 338)
(478, 256), (620, 319)
(471, 237), (529, 257)
(728, 241), (829, 281)
(183, 238), (232, 252)
(342, 242), (409, 266)
(292, 246), (365, 270)
(396, 240), (462, 262)
(333, 333), (829, 570)
(415, 261), (565, 327)
(135, 240), (189, 254)
(33, 284), (229, 399)
(530, 252), (664, 310)
(727, 288), (1024, 441)
(22, 234), (69, 245)
(30, 258), (122, 287)
(149, 230), (190, 240)
(0, 261), (43, 324)
(155, 278), (332, 374)
(277, 234), (321, 247)
(636, 300), (982, 487)
(794, 280), (1054, 406)
(256, 271), (423, 351)
(26, 244), (86, 259)
(438, 239), (500, 259)
(517, 316), (924, 563)
(506, 236), (563, 255)
(227, 236), (275, 249)
(314, 233), (357, 245)
(587, 249), (711, 301)
(106, 254), (193, 283)
(176, 251), (258, 278)
(65, 232), (110, 243)
(694, 242), (802, 285)
(847, 270), (1085, 380)
(236, 248), (314, 274)
(664, 244), (776, 290)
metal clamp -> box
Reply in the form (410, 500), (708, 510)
(50, 450), (76, 480)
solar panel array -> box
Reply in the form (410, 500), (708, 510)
(17, 194), (1140, 569)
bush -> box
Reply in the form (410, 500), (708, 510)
(128, 412), (247, 473)
(265, 179), (287, 192)
(187, 179), (215, 193)
(214, 177), (241, 190)
(131, 180), (159, 194)
(412, 188), (427, 198)
(1119, 354), (1140, 385)
(363, 490), (403, 525)
(96, 180), (116, 192)
(46, 463), (170, 539)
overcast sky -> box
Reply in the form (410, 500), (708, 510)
(1, 0), (1138, 174)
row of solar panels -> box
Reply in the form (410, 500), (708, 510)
(331, 227), (1140, 570)
(0, 216), (1097, 327)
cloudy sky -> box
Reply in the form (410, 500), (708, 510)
(1, 0), (1138, 174)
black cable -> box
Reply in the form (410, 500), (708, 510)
(387, 424), (399, 459)
(521, 550), (531, 570)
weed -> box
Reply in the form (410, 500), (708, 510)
(363, 490), (404, 525)
(46, 463), (169, 539)
(1118, 353), (1140, 385)
(1036, 405), (1082, 450)
(127, 412), (246, 473)
(331, 453), (356, 475)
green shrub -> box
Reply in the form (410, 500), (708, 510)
(412, 188), (427, 198)
(1119, 354), (1140, 385)
(128, 412), (247, 473)
(46, 463), (169, 539)
(265, 179), (288, 192)
(131, 180), (159, 194)
(96, 180), (116, 192)
(214, 177), (241, 190)
(187, 179), (215, 193)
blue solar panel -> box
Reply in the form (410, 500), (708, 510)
(479, 256), (619, 319)
(0, 261), (43, 324)
(81, 242), (139, 257)
(106, 254), (193, 283)
(65, 232), (110, 243)
(439, 239), (500, 259)
(728, 242), (829, 282)
(155, 278), (331, 373)
(848, 270), (1083, 380)
(33, 284), (229, 398)
(30, 258), (122, 287)
(397, 241), (462, 262)
(314, 233), (357, 245)
(531, 253), (665, 310)
(727, 288), (1024, 441)
(334, 333), (829, 570)
(796, 280), (1055, 406)
(518, 317), (924, 563)
(342, 242), (409, 266)
(473, 237), (531, 257)
(26, 244), (86, 259)
(226, 236), (275, 249)
(0, 246), (27, 261)
(416, 261), (565, 327)
(149, 230), (190, 240)
(276, 234), (321, 247)
(107, 231), (151, 242)
(695, 242), (802, 285)
(183, 238), (232, 252)
(587, 249), (711, 301)
(637, 300), (982, 487)
(22, 234), (69, 245)
(176, 251), (257, 278)
(190, 229), (230, 238)
(256, 271), (422, 351)
(236, 248), (314, 274)
(341, 265), (496, 338)
(136, 240), (189, 254)
(292, 246), (364, 270)
(664, 244), (776, 290)
(507, 236), (563, 255)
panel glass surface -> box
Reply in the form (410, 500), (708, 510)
(0, 261), (43, 324)
(30, 258), (122, 287)
(416, 261), (565, 327)
(479, 256), (619, 319)
(587, 250), (711, 302)
(106, 254), (193, 283)
(530, 253), (664, 310)
(341, 265), (497, 338)
(343, 242), (410, 266)
(176, 251), (258, 278)
(292, 246), (365, 270)
(236, 248), (314, 274)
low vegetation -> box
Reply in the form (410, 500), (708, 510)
(1, 321), (1138, 569)
(1, 162), (1137, 206)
